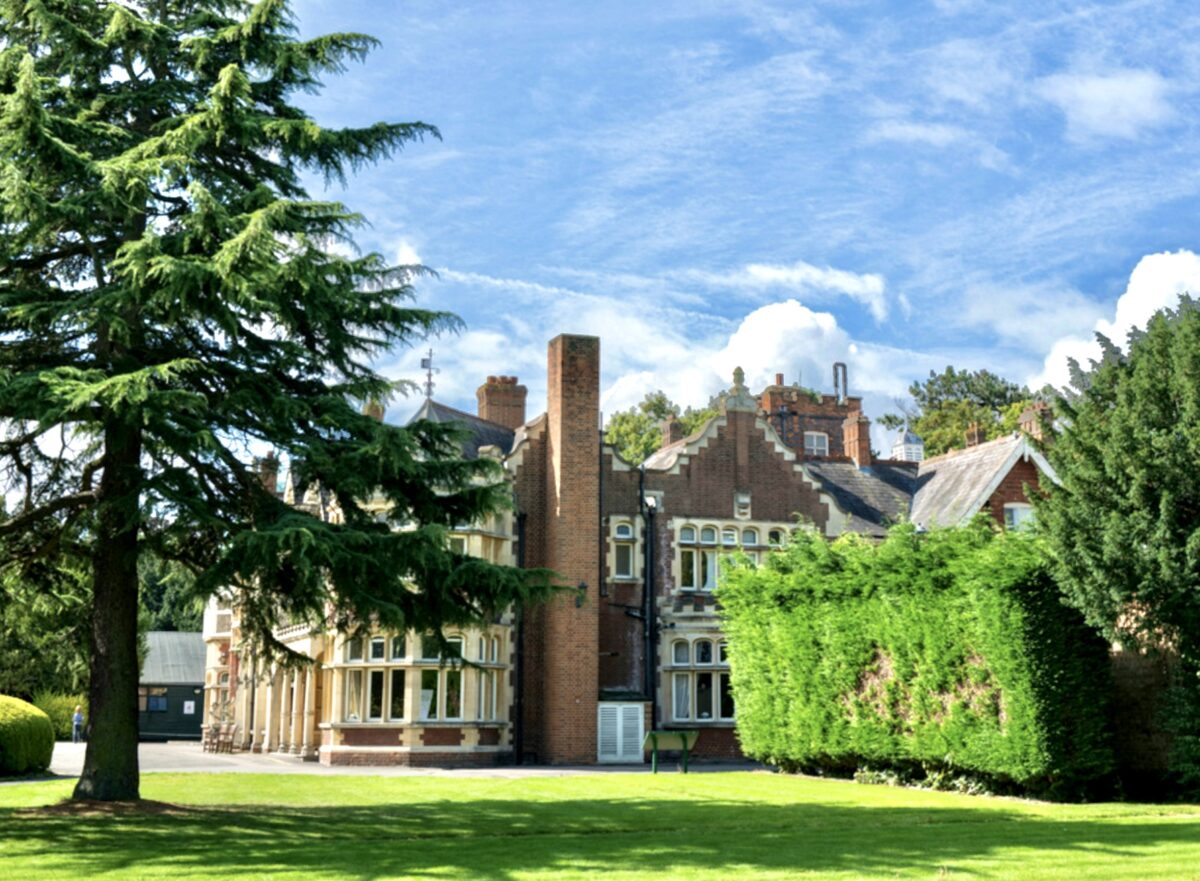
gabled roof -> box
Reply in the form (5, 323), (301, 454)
(408, 399), (516, 459)
(909, 433), (1056, 529)
(805, 461), (918, 537)
(141, 631), (205, 685)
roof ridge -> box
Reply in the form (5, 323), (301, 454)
(419, 399), (515, 433)
(920, 431), (1020, 465)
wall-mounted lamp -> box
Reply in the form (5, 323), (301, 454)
(576, 581), (587, 608)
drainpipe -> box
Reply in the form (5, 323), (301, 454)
(640, 465), (659, 729)
(514, 511), (527, 765)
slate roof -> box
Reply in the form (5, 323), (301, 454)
(910, 433), (1036, 529)
(141, 631), (205, 685)
(408, 399), (516, 459)
(805, 460), (918, 537)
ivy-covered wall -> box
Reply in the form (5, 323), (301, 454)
(720, 524), (1115, 798)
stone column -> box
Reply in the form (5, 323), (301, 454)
(289, 668), (305, 755)
(301, 666), (317, 758)
(263, 665), (280, 753)
(248, 666), (263, 753)
(277, 669), (293, 753)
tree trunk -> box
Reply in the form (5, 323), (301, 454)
(73, 419), (142, 801)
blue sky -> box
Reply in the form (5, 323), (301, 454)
(291, 0), (1200, 443)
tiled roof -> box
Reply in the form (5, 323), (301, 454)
(805, 460), (918, 537)
(910, 434), (1035, 529)
(408, 399), (516, 459)
(141, 631), (205, 685)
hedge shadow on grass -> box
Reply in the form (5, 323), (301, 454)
(6, 796), (1200, 879)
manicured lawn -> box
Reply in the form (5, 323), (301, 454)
(2, 772), (1198, 880)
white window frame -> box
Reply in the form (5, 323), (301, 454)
(804, 431), (829, 457)
(1004, 503), (1035, 530)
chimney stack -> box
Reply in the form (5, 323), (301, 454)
(662, 415), (685, 447)
(256, 452), (280, 497)
(476, 375), (528, 430)
(774, 372), (784, 387)
(843, 414), (873, 469)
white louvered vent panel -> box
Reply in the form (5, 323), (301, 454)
(619, 705), (643, 761)
(597, 705), (620, 761)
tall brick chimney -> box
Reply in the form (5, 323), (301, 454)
(476, 375), (528, 430)
(255, 452), (280, 497)
(661, 415), (684, 447)
(541, 335), (600, 763)
(842, 414), (873, 469)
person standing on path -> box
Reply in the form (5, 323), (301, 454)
(72, 705), (85, 744)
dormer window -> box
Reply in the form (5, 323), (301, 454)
(804, 431), (829, 457)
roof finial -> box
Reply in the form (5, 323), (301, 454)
(420, 348), (439, 399)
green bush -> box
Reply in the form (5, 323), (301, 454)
(0, 695), (54, 776)
(720, 523), (1115, 799)
(31, 692), (87, 741)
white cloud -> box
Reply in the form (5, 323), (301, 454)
(1035, 69), (1174, 141)
(868, 120), (967, 148)
(686, 261), (889, 321)
(395, 238), (423, 267)
(1031, 250), (1200, 389)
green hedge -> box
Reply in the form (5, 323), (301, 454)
(0, 695), (54, 776)
(32, 692), (87, 741)
(720, 524), (1115, 798)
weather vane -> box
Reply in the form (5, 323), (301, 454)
(420, 349), (439, 399)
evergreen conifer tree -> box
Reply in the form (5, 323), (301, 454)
(0, 0), (546, 801)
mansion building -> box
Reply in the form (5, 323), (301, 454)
(203, 334), (1054, 766)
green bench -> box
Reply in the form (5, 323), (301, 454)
(642, 729), (700, 773)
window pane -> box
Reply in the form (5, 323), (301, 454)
(680, 526), (696, 543)
(615, 523), (633, 539)
(804, 432), (828, 456)
(369, 637), (386, 660)
(700, 526), (717, 544)
(768, 529), (783, 546)
(742, 529), (758, 546)
(702, 551), (717, 589)
(487, 670), (496, 719)
(681, 549), (696, 588)
(449, 536), (466, 555)
(479, 670), (495, 720)
(718, 642), (729, 664)
(719, 673), (735, 719)
(490, 637), (499, 663)
(445, 670), (463, 719)
(696, 640), (713, 664)
(696, 672), (714, 720)
(346, 638), (363, 662)
(389, 670), (406, 720)
(673, 673), (690, 720)
(391, 635), (406, 660)
(419, 670), (439, 720)
(673, 641), (689, 665)
(345, 670), (363, 722)
(368, 670), (385, 720)
(447, 637), (464, 662)
(615, 543), (632, 577)
(721, 528), (737, 546)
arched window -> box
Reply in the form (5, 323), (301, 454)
(768, 529), (784, 546)
(700, 526), (717, 544)
(742, 528), (758, 546)
(721, 528), (737, 546)
(695, 640), (713, 665)
(680, 525), (696, 543)
(673, 641), (689, 665)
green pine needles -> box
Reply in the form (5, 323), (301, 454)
(719, 524), (1115, 799)
(0, 0), (549, 800)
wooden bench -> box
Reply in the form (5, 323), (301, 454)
(642, 730), (700, 773)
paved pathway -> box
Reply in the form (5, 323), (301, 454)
(39, 741), (761, 780)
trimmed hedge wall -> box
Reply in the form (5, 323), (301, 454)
(720, 524), (1115, 798)
(0, 695), (55, 776)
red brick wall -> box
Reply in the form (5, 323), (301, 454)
(983, 458), (1042, 524)
(342, 727), (403, 746)
(422, 727), (464, 747)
